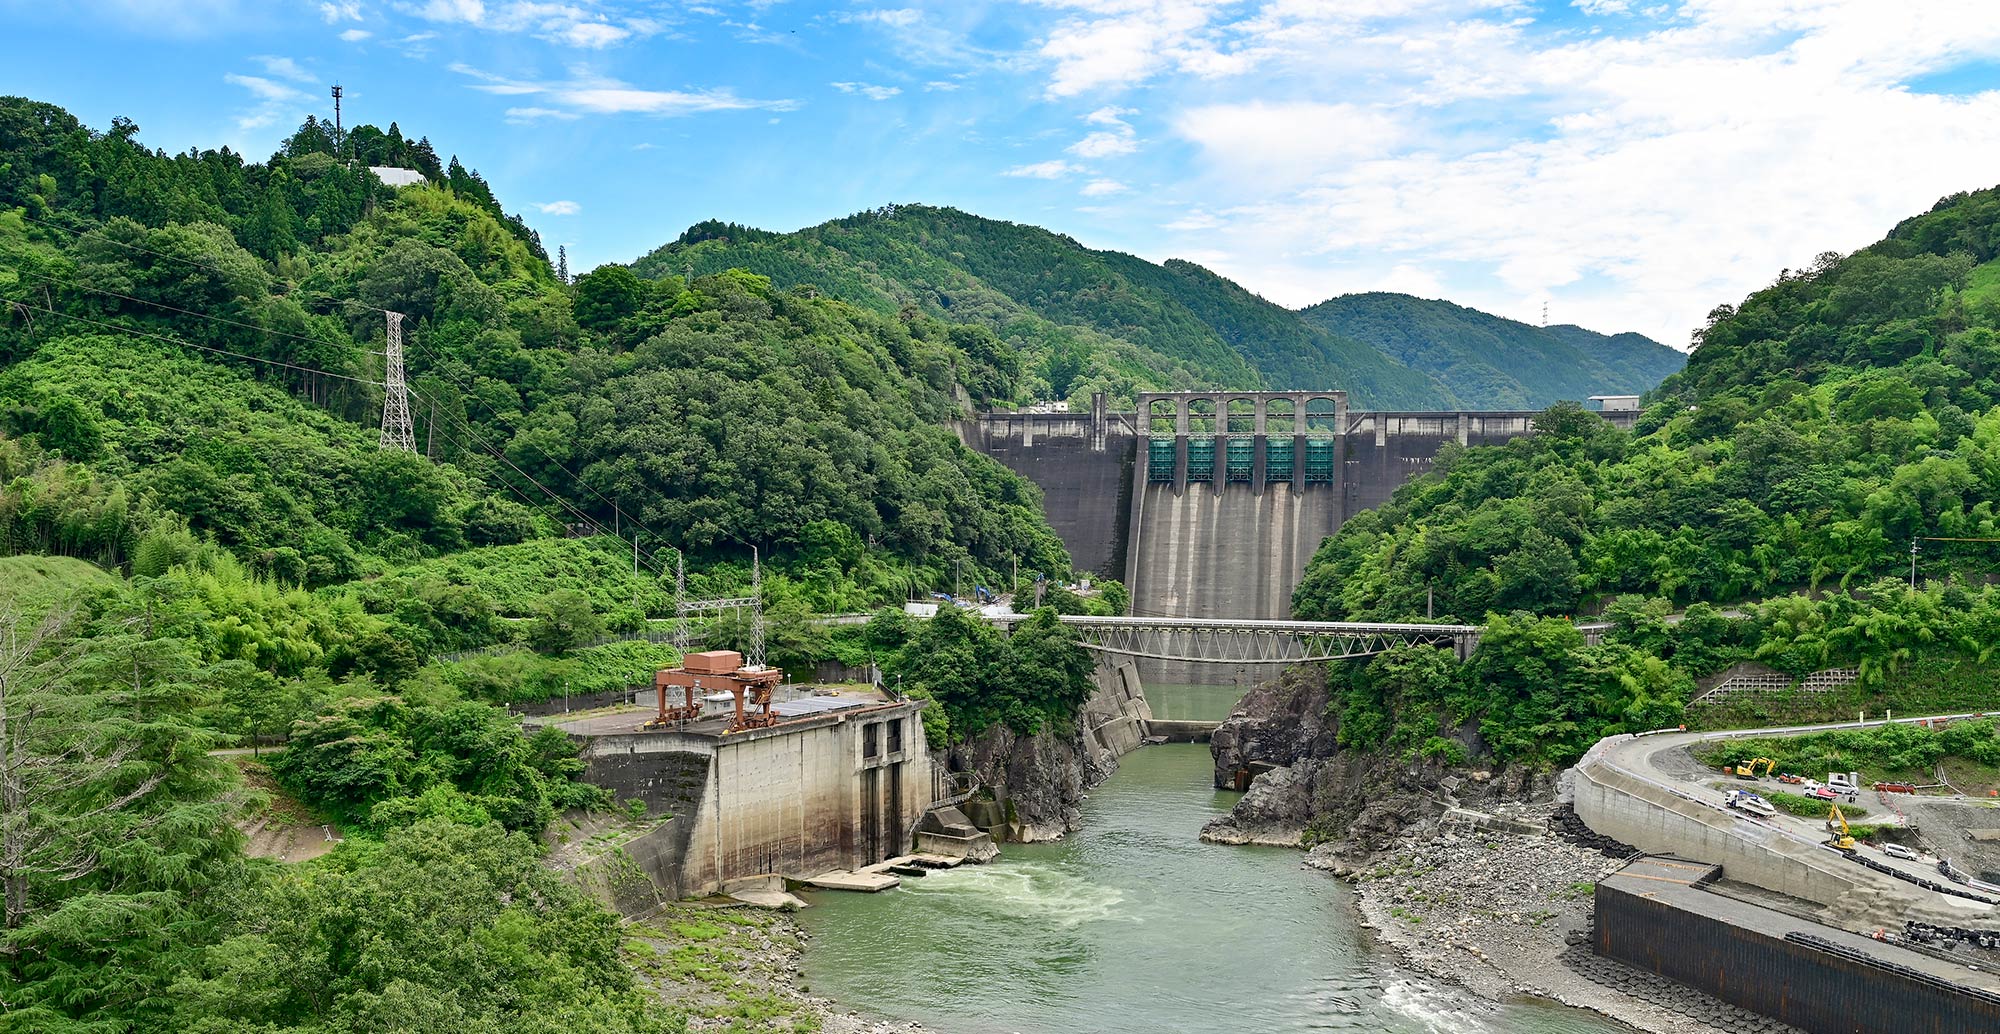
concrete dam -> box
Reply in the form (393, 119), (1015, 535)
(965, 391), (1638, 623)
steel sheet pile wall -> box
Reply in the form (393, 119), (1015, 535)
(1596, 880), (2000, 1033)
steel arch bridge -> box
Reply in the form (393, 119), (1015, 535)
(994, 614), (1483, 664)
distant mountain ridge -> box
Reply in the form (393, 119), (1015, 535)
(1298, 293), (1685, 410)
(631, 205), (1681, 409)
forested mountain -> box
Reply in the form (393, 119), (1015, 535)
(632, 206), (1466, 407)
(1293, 183), (2000, 768)
(0, 96), (1109, 1030)
(1299, 292), (1683, 409)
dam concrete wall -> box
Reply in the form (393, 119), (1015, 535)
(963, 393), (1635, 624)
(957, 395), (1136, 579)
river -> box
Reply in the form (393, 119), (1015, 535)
(797, 688), (1633, 1034)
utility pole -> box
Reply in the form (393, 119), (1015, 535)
(1911, 539), (1920, 589)
(330, 84), (344, 156)
(748, 547), (766, 670)
(674, 550), (689, 660)
(378, 311), (415, 452)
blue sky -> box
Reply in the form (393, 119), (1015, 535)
(7, 1), (2000, 346)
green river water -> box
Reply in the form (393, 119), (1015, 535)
(796, 685), (1634, 1034)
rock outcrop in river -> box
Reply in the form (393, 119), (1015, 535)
(1202, 664), (1549, 853)
(947, 669), (1148, 842)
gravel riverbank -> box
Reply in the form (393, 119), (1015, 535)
(1316, 802), (1805, 1034)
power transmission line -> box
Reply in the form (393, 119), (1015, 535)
(4, 302), (379, 385)
(9, 268), (386, 357)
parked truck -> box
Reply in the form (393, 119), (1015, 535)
(1726, 790), (1777, 818)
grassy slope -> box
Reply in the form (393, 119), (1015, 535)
(0, 554), (117, 608)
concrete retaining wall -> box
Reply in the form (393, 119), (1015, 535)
(576, 702), (933, 897)
(1573, 737), (1862, 907)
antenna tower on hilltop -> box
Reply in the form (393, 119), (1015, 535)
(331, 84), (344, 156)
(379, 311), (416, 452)
(748, 547), (767, 670)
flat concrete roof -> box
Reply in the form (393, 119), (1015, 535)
(1604, 855), (2000, 994)
(549, 685), (905, 740)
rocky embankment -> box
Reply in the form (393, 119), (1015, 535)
(1205, 666), (1804, 1034)
(946, 674), (1143, 842)
(1201, 664), (1547, 850)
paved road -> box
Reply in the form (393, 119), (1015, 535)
(1600, 713), (2000, 914)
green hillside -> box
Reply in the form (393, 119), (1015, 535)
(1298, 292), (1684, 409)
(1294, 182), (2000, 768)
(631, 205), (1457, 408)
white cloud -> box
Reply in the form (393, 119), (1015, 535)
(253, 55), (316, 83)
(408, 0), (652, 48)
(1005, 159), (1082, 179)
(505, 105), (580, 122)
(319, 1), (362, 21)
(339, 28), (372, 40)
(451, 63), (797, 117)
(832, 81), (903, 100)
(924, 80), (962, 91)
(1081, 178), (1129, 196)
(1068, 129), (1136, 157)
(1175, 101), (1402, 182)
(224, 73), (308, 103)
(536, 200), (581, 215)
(1147, 0), (2000, 343)
(223, 71), (310, 134)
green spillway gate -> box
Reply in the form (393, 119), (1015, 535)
(1303, 438), (1337, 483)
(1147, 437), (1176, 481)
(1224, 438), (1254, 481)
(1264, 439), (1293, 482)
(1185, 436), (1215, 482)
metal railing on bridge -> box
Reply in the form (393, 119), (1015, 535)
(994, 614), (1481, 664)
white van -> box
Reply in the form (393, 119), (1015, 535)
(1882, 844), (1919, 862)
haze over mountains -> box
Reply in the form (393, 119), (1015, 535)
(632, 205), (1684, 411)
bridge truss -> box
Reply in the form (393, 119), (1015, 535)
(1021, 615), (1481, 665)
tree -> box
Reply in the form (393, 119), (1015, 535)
(0, 601), (242, 1025)
(172, 819), (668, 1034)
(528, 588), (602, 655)
(572, 265), (649, 333)
(1494, 528), (1579, 614)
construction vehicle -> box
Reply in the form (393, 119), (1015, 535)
(1778, 773), (1805, 785)
(1827, 803), (1856, 852)
(1726, 790), (1777, 818)
(1729, 757), (1777, 779)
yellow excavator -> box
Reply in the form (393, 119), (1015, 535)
(1827, 803), (1856, 852)
(1731, 757), (1777, 780)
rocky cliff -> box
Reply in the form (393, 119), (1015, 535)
(1202, 664), (1552, 855)
(947, 665), (1150, 842)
